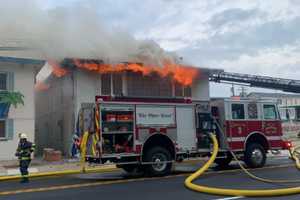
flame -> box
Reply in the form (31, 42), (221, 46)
(35, 81), (50, 91)
(48, 60), (68, 77)
(73, 59), (199, 86)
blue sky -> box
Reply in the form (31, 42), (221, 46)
(37, 0), (300, 96)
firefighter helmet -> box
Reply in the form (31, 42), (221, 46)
(19, 133), (28, 139)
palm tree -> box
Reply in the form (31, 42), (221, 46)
(0, 91), (24, 108)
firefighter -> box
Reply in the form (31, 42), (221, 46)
(71, 134), (80, 158)
(15, 133), (36, 183)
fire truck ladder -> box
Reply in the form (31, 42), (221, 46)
(209, 72), (300, 93)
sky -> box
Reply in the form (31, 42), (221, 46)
(5, 0), (300, 96)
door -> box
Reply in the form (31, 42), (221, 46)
(247, 102), (263, 134)
(262, 104), (282, 137)
(176, 106), (197, 151)
(227, 103), (247, 150)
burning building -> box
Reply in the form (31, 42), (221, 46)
(35, 58), (222, 155)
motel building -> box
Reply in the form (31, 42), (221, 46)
(0, 56), (43, 160)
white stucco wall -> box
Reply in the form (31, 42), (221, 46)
(74, 70), (211, 115)
(75, 70), (101, 117)
(191, 74), (210, 101)
(0, 62), (36, 160)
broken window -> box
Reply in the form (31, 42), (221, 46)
(127, 72), (172, 97)
(175, 83), (192, 97)
(184, 86), (192, 97)
(101, 74), (111, 95)
(113, 73), (123, 96)
(101, 73), (123, 96)
(175, 82), (183, 97)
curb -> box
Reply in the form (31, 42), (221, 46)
(0, 166), (119, 181)
(5, 168), (39, 176)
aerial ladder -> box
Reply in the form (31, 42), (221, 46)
(209, 71), (300, 93)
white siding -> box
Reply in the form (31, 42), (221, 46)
(191, 74), (209, 101)
(75, 70), (100, 117)
(0, 62), (36, 160)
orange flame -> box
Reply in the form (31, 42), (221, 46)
(48, 60), (68, 77)
(73, 59), (199, 86)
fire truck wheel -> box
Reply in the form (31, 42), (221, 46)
(144, 146), (172, 176)
(244, 143), (266, 168)
(214, 153), (232, 168)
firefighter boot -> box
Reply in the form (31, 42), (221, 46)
(20, 176), (29, 183)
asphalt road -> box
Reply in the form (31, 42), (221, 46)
(1, 156), (300, 200)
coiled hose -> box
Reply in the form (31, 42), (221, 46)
(185, 133), (300, 197)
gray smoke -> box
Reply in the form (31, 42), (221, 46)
(0, 0), (180, 66)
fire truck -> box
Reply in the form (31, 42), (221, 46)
(78, 96), (289, 176)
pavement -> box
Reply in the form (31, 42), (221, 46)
(0, 158), (115, 176)
(0, 148), (293, 177)
(0, 154), (299, 200)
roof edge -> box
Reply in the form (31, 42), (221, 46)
(0, 56), (45, 65)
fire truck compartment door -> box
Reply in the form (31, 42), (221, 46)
(176, 106), (197, 151)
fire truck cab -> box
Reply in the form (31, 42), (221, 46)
(210, 98), (285, 168)
(78, 96), (288, 176)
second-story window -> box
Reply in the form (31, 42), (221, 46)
(0, 120), (6, 138)
(0, 73), (7, 90)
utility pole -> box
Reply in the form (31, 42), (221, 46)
(230, 84), (235, 97)
(238, 86), (248, 97)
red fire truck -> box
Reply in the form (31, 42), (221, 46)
(78, 96), (290, 176)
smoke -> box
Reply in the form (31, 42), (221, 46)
(0, 0), (181, 66)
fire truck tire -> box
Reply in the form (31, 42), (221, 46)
(244, 143), (266, 168)
(214, 153), (232, 168)
(144, 146), (172, 176)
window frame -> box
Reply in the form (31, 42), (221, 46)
(0, 119), (7, 140)
(279, 107), (288, 121)
(0, 72), (8, 140)
(0, 72), (8, 91)
(101, 73), (112, 95)
(231, 103), (246, 120)
(0, 71), (14, 141)
(247, 102), (259, 120)
(263, 104), (278, 120)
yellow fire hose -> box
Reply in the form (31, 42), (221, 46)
(185, 133), (300, 197)
(228, 146), (300, 184)
(290, 146), (300, 170)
